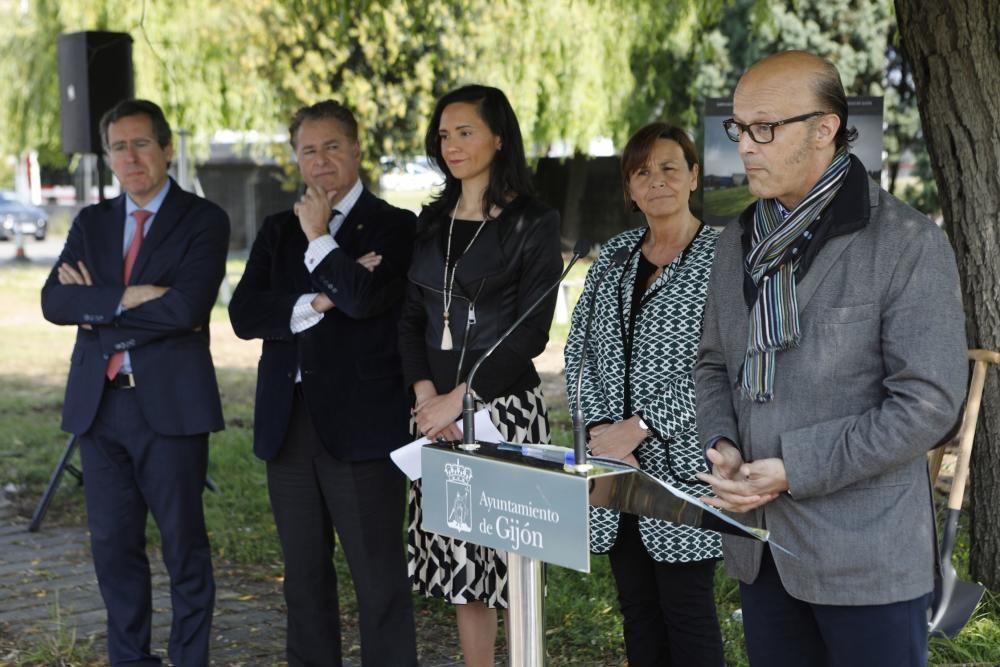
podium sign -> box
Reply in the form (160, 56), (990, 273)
(421, 443), (591, 572)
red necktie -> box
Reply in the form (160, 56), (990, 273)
(106, 209), (152, 380)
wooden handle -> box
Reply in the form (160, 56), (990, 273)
(948, 358), (991, 510)
(968, 348), (1000, 364)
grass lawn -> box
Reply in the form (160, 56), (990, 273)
(703, 185), (757, 226)
(2, 258), (998, 666)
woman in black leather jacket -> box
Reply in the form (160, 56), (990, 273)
(398, 84), (562, 667)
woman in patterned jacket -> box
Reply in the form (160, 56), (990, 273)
(398, 84), (563, 667)
(564, 122), (724, 667)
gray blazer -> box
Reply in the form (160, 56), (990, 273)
(694, 171), (967, 606)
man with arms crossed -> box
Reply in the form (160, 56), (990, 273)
(229, 100), (417, 666)
(42, 99), (228, 666)
(695, 51), (967, 666)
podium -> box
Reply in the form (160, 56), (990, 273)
(421, 440), (769, 666)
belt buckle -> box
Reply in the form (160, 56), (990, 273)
(111, 373), (136, 389)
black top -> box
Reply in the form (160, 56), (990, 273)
(399, 195), (564, 402)
(443, 218), (487, 269)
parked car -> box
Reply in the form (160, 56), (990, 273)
(0, 191), (48, 240)
(378, 157), (442, 192)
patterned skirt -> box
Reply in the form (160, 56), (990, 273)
(407, 385), (550, 608)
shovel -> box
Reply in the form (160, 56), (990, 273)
(927, 349), (1000, 638)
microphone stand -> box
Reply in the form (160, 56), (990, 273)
(460, 240), (592, 450)
(571, 247), (630, 470)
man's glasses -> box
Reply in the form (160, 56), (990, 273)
(722, 111), (828, 144)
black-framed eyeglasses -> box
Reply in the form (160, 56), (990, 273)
(722, 111), (828, 144)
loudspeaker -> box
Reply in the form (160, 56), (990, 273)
(58, 31), (134, 155)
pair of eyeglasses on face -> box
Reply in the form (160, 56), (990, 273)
(722, 111), (829, 144)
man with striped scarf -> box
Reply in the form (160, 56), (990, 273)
(694, 51), (967, 666)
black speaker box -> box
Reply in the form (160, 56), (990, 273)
(58, 31), (134, 155)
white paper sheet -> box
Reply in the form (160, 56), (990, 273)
(390, 409), (505, 481)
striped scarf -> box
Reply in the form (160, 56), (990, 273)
(741, 149), (851, 402)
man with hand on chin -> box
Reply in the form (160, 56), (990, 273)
(229, 99), (418, 667)
(694, 51), (967, 666)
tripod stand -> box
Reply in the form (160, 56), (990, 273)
(28, 435), (81, 532)
(28, 434), (221, 532)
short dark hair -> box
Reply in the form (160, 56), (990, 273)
(424, 84), (534, 220)
(100, 99), (172, 151)
(810, 58), (858, 150)
(288, 100), (359, 149)
(620, 122), (699, 211)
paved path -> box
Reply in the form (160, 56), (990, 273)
(0, 499), (292, 665)
(0, 494), (486, 666)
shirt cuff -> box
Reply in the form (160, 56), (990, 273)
(703, 434), (728, 467)
(290, 293), (324, 333)
(304, 235), (338, 273)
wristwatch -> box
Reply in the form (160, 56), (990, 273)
(636, 414), (650, 432)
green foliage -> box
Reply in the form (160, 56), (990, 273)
(623, 1), (731, 133)
(1, 0), (933, 210)
(249, 0), (474, 177)
(0, 0), (68, 167)
(0, 0), (280, 163)
(704, 185), (756, 217)
(545, 558), (626, 665)
(473, 0), (636, 153)
(899, 148), (940, 216)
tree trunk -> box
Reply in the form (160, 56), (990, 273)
(895, 0), (1000, 590)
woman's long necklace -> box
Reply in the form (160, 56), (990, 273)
(441, 196), (489, 350)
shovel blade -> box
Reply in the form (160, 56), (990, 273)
(928, 577), (986, 639)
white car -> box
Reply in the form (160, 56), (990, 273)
(0, 191), (48, 240)
(379, 159), (442, 192)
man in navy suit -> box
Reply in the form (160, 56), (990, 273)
(41, 99), (229, 666)
(228, 100), (417, 666)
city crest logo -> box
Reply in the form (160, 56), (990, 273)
(444, 459), (473, 533)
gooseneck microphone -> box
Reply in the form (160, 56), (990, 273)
(461, 239), (593, 449)
(572, 247), (630, 468)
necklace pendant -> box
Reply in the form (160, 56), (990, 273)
(441, 313), (453, 350)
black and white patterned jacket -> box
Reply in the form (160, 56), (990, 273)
(564, 224), (722, 562)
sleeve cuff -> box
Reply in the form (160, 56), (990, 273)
(304, 235), (338, 273)
(703, 434), (728, 467)
(290, 293), (324, 333)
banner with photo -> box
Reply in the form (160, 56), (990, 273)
(701, 97), (884, 227)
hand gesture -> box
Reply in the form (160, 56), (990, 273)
(588, 418), (646, 462)
(696, 439), (786, 513)
(294, 185), (338, 241)
(413, 385), (464, 442)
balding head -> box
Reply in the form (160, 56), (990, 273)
(730, 50), (847, 208)
(740, 51), (854, 150)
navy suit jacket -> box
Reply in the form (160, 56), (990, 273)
(41, 180), (229, 436)
(228, 188), (415, 462)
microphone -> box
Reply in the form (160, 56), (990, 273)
(461, 239), (593, 449)
(572, 247), (630, 468)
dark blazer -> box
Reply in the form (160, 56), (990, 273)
(229, 188), (415, 462)
(41, 179), (229, 436)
